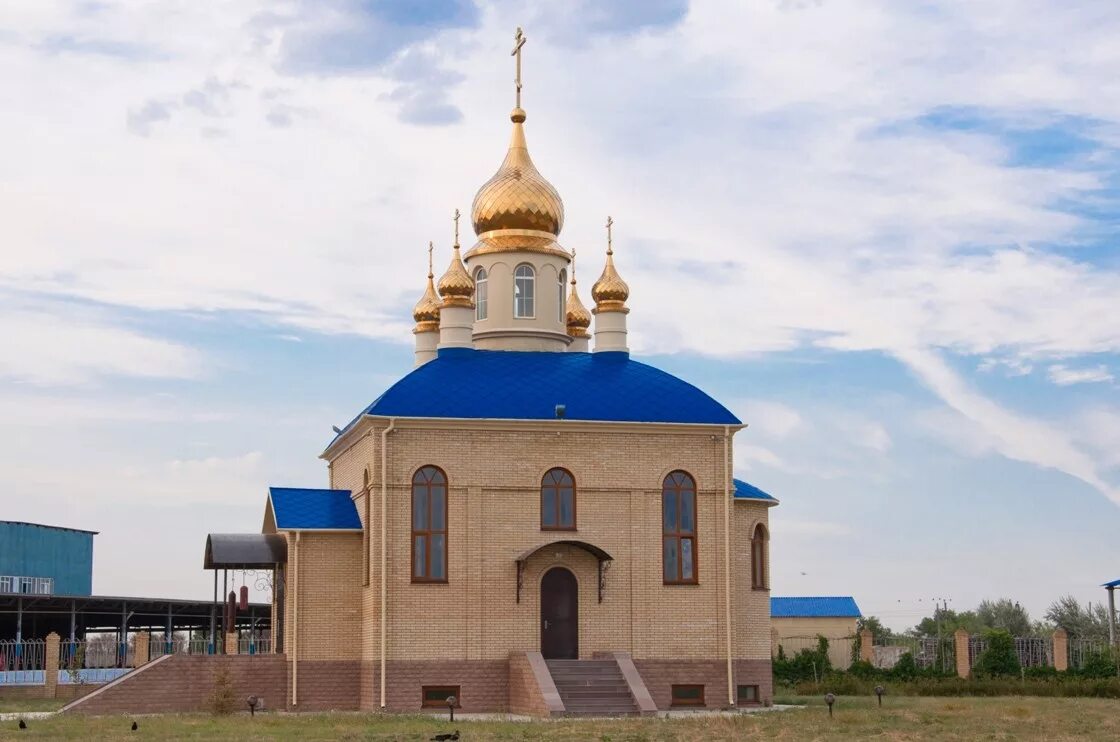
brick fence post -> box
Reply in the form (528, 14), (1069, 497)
(859, 629), (874, 664)
(44, 632), (60, 699)
(1053, 628), (1068, 672)
(134, 632), (150, 667)
(954, 629), (970, 679)
(226, 631), (239, 655)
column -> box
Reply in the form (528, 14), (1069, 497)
(44, 632), (60, 699)
(226, 631), (239, 655)
(953, 628), (970, 679)
(859, 629), (874, 664)
(1053, 628), (1069, 672)
(134, 632), (150, 667)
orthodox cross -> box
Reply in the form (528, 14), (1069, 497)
(427, 241), (434, 278)
(511, 27), (526, 108)
(606, 216), (614, 255)
(453, 208), (461, 247)
(570, 248), (577, 283)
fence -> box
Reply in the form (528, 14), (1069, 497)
(0, 639), (46, 685)
(1068, 638), (1110, 670)
(873, 635), (956, 675)
(774, 635), (856, 671)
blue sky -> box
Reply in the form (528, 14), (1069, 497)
(1, 0), (1118, 631)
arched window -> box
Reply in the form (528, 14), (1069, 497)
(751, 524), (768, 590)
(558, 269), (567, 323)
(514, 264), (535, 318)
(541, 468), (576, 530)
(662, 471), (697, 584)
(411, 466), (447, 582)
(474, 267), (488, 320)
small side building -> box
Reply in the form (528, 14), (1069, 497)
(771, 596), (861, 670)
(0, 521), (96, 597)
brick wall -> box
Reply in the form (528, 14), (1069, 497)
(508, 652), (552, 717)
(290, 660), (361, 710)
(66, 655), (288, 715)
(630, 659), (772, 709)
(316, 419), (773, 670)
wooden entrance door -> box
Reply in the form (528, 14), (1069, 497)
(540, 567), (578, 659)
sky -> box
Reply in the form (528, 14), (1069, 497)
(1, 0), (1118, 632)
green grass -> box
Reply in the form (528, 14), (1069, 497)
(0, 698), (65, 713)
(0, 697), (1116, 740)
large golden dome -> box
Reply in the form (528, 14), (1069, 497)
(471, 108), (564, 237)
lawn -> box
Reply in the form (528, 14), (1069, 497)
(1, 696), (1117, 740)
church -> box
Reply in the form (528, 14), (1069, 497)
(228, 30), (777, 715)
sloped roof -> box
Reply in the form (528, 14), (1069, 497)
(771, 596), (861, 618)
(332, 349), (739, 441)
(204, 534), (287, 568)
(268, 487), (361, 531)
(733, 478), (779, 504)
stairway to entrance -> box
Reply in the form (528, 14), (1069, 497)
(545, 659), (640, 717)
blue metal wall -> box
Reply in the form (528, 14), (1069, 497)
(0, 522), (94, 596)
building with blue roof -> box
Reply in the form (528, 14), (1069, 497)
(771, 596), (862, 670)
(205, 31), (783, 716)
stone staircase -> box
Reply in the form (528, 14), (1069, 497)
(545, 659), (640, 717)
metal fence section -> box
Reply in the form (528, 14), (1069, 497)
(237, 635), (272, 655)
(1068, 638), (1109, 670)
(871, 636), (955, 674)
(0, 639), (46, 685)
(1014, 637), (1053, 668)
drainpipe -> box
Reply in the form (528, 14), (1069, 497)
(291, 531), (300, 707)
(1109, 586), (1117, 646)
(723, 425), (734, 707)
(380, 417), (397, 710)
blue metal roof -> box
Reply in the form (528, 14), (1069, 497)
(771, 596), (861, 618)
(269, 488), (361, 530)
(340, 349), (740, 431)
(1102, 578), (1120, 588)
(734, 478), (778, 503)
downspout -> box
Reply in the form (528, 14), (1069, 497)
(723, 424), (734, 707)
(291, 531), (300, 707)
(380, 417), (397, 710)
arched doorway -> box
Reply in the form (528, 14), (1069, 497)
(540, 567), (578, 659)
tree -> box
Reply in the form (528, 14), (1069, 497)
(975, 599), (1033, 636)
(856, 616), (890, 642)
(971, 629), (1021, 677)
(1046, 595), (1112, 640)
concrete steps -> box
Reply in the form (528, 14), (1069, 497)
(545, 659), (639, 717)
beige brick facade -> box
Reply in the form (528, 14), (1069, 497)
(273, 416), (775, 710)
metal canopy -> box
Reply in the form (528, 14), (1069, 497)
(204, 533), (287, 569)
(514, 540), (613, 604)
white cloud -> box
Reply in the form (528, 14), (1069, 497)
(772, 519), (853, 538)
(1048, 364), (1114, 386)
(0, 310), (206, 386)
(734, 399), (806, 440)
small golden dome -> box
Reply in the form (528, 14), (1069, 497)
(565, 249), (592, 337)
(471, 109), (564, 237)
(592, 218), (629, 313)
(412, 242), (441, 332)
(437, 243), (474, 308)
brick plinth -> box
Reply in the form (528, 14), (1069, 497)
(290, 660), (361, 710)
(634, 659), (772, 710)
(65, 655), (288, 715)
(357, 660), (509, 712)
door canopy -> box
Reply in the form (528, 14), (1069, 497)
(514, 539), (613, 604)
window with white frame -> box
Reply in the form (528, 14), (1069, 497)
(514, 264), (535, 318)
(558, 269), (566, 323)
(474, 267), (488, 320)
(0, 575), (54, 595)
(0, 576), (13, 593)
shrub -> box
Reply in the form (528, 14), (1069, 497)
(972, 629), (1021, 678)
(207, 665), (237, 715)
(890, 652), (918, 680)
(773, 636), (832, 685)
(848, 660), (877, 679)
(1076, 648), (1120, 679)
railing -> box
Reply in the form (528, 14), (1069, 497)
(237, 636), (272, 655)
(1068, 638), (1110, 670)
(61, 639), (133, 670)
(871, 636), (955, 674)
(1014, 637), (1053, 668)
(0, 639), (46, 685)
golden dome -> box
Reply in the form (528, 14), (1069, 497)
(565, 251), (591, 337)
(471, 108), (564, 237)
(412, 242), (441, 332)
(592, 217), (629, 313)
(437, 242), (474, 308)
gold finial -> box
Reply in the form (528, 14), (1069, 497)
(565, 247), (591, 337)
(413, 241), (441, 329)
(592, 215), (630, 313)
(437, 218), (475, 308)
(511, 26), (526, 110)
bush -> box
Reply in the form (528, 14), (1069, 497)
(207, 665), (237, 715)
(773, 636), (832, 685)
(890, 652), (918, 680)
(1075, 648), (1120, 679)
(972, 629), (1021, 678)
(791, 675), (1120, 698)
